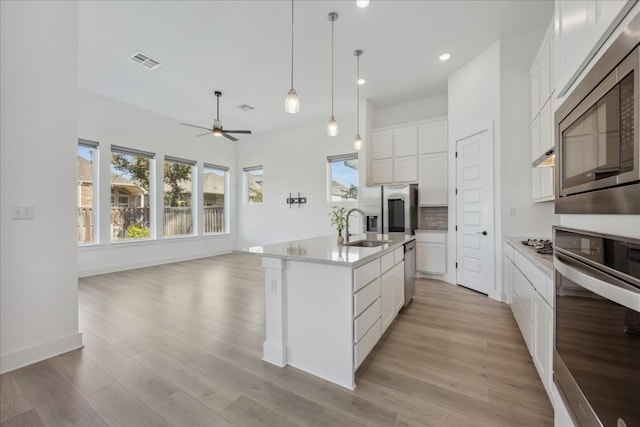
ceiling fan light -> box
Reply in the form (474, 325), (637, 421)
(327, 116), (339, 137)
(285, 89), (300, 114)
(356, 0), (370, 8)
(357, 78), (366, 85)
(213, 128), (223, 137)
(354, 135), (363, 150)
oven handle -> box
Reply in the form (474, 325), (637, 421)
(554, 253), (640, 311)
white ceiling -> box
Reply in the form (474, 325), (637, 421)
(78, 0), (553, 137)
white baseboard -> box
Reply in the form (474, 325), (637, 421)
(78, 249), (232, 277)
(0, 332), (83, 374)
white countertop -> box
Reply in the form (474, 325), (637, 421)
(236, 233), (415, 268)
(504, 236), (553, 276)
(415, 229), (447, 233)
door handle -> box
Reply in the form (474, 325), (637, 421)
(476, 231), (488, 236)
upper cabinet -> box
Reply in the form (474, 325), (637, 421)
(419, 121), (448, 153)
(368, 119), (448, 196)
(556, 0), (634, 95)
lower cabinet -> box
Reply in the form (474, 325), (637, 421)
(381, 262), (404, 333)
(415, 232), (447, 275)
(504, 241), (554, 405)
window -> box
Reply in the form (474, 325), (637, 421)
(163, 156), (195, 237)
(244, 166), (263, 204)
(77, 139), (99, 244)
(328, 154), (359, 201)
(203, 163), (228, 234)
(110, 146), (154, 241)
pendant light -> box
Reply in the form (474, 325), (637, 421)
(353, 50), (363, 150)
(285, 0), (300, 113)
(326, 12), (339, 136)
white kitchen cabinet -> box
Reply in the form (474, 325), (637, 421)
(418, 152), (448, 206)
(556, 0), (633, 94)
(530, 116), (540, 163)
(371, 130), (393, 160)
(539, 101), (552, 154)
(393, 126), (418, 157)
(381, 259), (404, 333)
(418, 119), (448, 153)
(538, 39), (552, 109)
(530, 64), (540, 121)
(533, 291), (553, 395)
(393, 155), (418, 183)
(539, 167), (554, 200)
(415, 232), (446, 275)
(371, 158), (393, 185)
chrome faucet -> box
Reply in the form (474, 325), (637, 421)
(345, 208), (366, 243)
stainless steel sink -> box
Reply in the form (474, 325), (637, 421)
(344, 239), (392, 247)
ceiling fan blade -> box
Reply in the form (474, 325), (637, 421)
(222, 133), (238, 142)
(223, 130), (252, 134)
(196, 131), (213, 137)
(181, 123), (213, 132)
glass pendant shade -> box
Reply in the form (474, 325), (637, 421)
(353, 135), (363, 150)
(285, 89), (300, 114)
(356, 0), (370, 8)
(327, 116), (339, 136)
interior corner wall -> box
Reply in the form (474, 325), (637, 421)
(77, 91), (237, 276)
(448, 41), (501, 297)
(235, 115), (361, 248)
(372, 94), (448, 128)
(1, 1), (83, 373)
(500, 27), (559, 239)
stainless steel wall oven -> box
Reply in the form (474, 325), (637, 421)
(553, 227), (640, 426)
(555, 13), (640, 214)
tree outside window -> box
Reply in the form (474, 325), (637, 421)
(328, 154), (359, 202)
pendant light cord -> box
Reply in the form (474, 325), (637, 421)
(356, 54), (360, 135)
(290, 0), (294, 90)
(331, 18), (334, 117)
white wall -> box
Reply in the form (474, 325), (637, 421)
(77, 91), (237, 276)
(447, 41), (501, 293)
(372, 94), (448, 128)
(1, 1), (83, 373)
(500, 27), (559, 239)
(236, 114), (363, 248)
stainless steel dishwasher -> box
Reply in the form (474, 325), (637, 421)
(403, 240), (416, 307)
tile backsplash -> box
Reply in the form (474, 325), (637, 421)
(418, 207), (448, 230)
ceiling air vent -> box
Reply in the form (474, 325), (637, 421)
(237, 104), (255, 112)
(129, 52), (161, 70)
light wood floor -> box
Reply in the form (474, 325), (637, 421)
(0, 254), (553, 426)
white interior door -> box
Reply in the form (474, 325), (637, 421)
(456, 129), (495, 295)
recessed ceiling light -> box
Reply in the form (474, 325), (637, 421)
(357, 78), (366, 85)
(356, 0), (370, 8)
(439, 52), (451, 62)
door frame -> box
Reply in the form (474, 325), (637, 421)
(454, 123), (500, 300)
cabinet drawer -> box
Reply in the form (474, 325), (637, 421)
(540, 276), (554, 308)
(354, 278), (380, 317)
(511, 295), (533, 354)
(354, 298), (381, 343)
(513, 267), (534, 320)
(354, 318), (381, 369)
(354, 259), (380, 292)
(415, 232), (446, 243)
(394, 247), (404, 264)
(514, 251), (547, 295)
(381, 252), (395, 273)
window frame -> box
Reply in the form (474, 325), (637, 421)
(327, 153), (359, 203)
(163, 155), (196, 239)
(77, 139), (99, 246)
(243, 165), (264, 205)
(203, 163), (229, 235)
(110, 145), (155, 242)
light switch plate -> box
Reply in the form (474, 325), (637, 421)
(507, 207), (516, 216)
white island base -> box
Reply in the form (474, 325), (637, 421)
(242, 233), (412, 390)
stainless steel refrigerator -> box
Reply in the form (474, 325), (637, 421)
(359, 184), (418, 235)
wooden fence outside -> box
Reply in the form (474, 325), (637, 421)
(77, 206), (224, 241)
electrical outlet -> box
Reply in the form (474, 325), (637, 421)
(270, 279), (277, 293)
(507, 207), (516, 217)
(12, 206), (34, 220)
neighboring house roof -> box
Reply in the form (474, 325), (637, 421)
(332, 180), (348, 196)
(78, 156), (93, 181)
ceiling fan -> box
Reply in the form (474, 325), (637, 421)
(181, 91), (252, 141)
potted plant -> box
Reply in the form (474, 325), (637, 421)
(329, 206), (347, 244)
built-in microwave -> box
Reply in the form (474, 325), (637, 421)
(555, 13), (640, 214)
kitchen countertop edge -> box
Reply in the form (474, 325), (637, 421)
(504, 236), (554, 277)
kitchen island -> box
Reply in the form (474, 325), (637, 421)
(237, 233), (415, 390)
